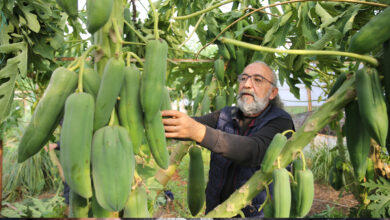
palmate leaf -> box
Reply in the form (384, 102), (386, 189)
(0, 42), (27, 123)
(362, 177), (390, 217)
(18, 2), (40, 33)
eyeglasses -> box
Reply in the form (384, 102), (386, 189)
(237, 74), (276, 87)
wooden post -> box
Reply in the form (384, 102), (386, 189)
(306, 87), (312, 112)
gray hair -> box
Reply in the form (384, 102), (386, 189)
(270, 94), (284, 109)
(247, 61), (284, 109)
(250, 61), (278, 88)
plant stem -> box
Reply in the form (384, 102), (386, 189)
(112, 18), (123, 56)
(108, 109), (116, 126)
(126, 52), (131, 67)
(205, 74), (357, 217)
(77, 60), (85, 92)
(297, 149), (306, 171)
(196, 0), (388, 57)
(128, 52), (144, 67)
(282, 129), (295, 136)
(148, 0), (159, 40)
(178, 13), (206, 48)
(178, 0), (216, 48)
(221, 37), (379, 66)
(123, 20), (147, 43)
(174, 0), (236, 20)
(122, 41), (147, 46)
(68, 58), (81, 71)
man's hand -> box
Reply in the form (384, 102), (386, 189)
(161, 110), (206, 143)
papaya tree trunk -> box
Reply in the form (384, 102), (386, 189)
(206, 74), (357, 218)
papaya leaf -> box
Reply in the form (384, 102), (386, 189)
(262, 19), (279, 46)
(18, 2), (40, 33)
(298, 2), (318, 43)
(334, 4), (361, 35)
(315, 3), (338, 29)
(0, 42), (27, 123)
(362, 177), (390, 217)
(0, 62), (18, 123)
(308, 27), (342, 50)
(31, 36), (54, 59)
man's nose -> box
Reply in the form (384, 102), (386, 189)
(243, 77), (253, 88)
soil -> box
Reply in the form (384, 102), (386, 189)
(309, 183), (359, 217)
(155, 172), (360, 218)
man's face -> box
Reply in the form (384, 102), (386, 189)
(237, 63), (278, 116)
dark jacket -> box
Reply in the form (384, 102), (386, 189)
(204, 104), (293, 217)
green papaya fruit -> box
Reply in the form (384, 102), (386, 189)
(272, 168), (291, 218)
(69, 190), (90, 218)
(60, 92), (94, 198)
(214, 58), (225, 83)
(187, 147), (205, 216)
(18, 67), (78, 163)
(161, 86), (172, 110)
(345, 100), (370, 181)
(92, 126), (135, 211)
(348, 7), (390, 54)
(86, 0), (113, 34)
(356, 67), (388, 148)
(91, 193), (119, 217)
(295, 169), (314, 217)
(144, 112), (169, 169)
(94, 57), (125, 131)
(141, 39), (168, 122)
(260, 133), (288, 173)
(123, 185), (150, 217)
(82, 68), (101, 99)
(118, 65), (145, 155)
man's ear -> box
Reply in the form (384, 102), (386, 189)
(269, 87), (278, 100)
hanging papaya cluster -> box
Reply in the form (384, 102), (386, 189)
(258, 131), (314, 218)
(327, 6), (390, 186)
(17, 0), (173, 218)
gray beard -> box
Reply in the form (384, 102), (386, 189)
(237, 89), (271, 116)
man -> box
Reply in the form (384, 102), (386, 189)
(161, 61), (294, 217)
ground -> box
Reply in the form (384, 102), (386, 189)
(309, 183), (359, 216)
(155, 170), (360, 218)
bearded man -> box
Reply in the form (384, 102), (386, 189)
(161, 61), (295, 217)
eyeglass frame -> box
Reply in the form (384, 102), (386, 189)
(237, 73), (276, 87)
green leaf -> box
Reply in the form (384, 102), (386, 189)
(0, 42), (27, 124)
(298, 2), (318, 42)
(49, 32), (64, 50)
(0, 61), (18, 123)
(19, 2), (41, 33)
(0, 23), (13, 45)
(362, 177), (390, 217)
(280, 10), (293, 26)
(31, 36), (54, 59)
(308, 27), (342, 50)
(136, 163), (157, 179)
(315, 3), (338, 29)
(334, 4), (361, 34)
(262, 19), (279, 45)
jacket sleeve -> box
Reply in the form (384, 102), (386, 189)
(199, 117), (294, 167)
